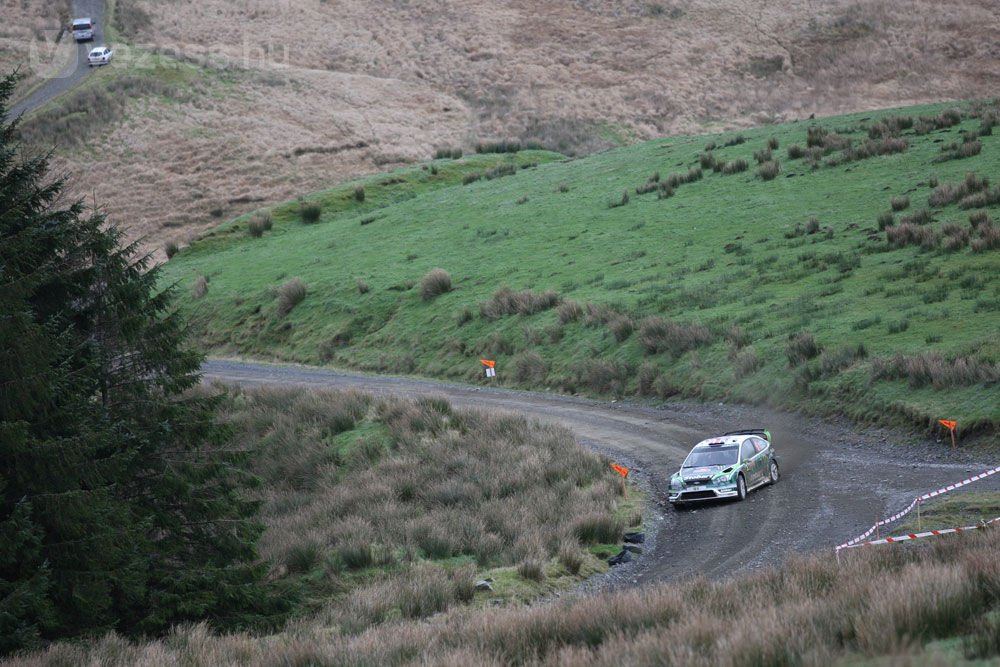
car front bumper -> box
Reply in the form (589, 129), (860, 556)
(668, 483), (739, 503)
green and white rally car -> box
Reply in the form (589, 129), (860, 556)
(667, 429), (779, 508)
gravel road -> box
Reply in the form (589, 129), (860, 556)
(203, 359), (1000, 587)
(6, 0), (105, 120)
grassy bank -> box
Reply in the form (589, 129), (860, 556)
(208, 385), (633, 626)
(161, 99), (1000, 441)
(15, 515), (1000, 665)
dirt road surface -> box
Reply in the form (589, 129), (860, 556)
(204, 359), (1000, 586)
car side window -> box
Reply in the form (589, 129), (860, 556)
(752, 437), (768, 453)
(740, 440), (755, 461)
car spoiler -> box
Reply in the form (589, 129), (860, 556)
(722, 428), (772, 441)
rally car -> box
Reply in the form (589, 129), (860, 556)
(667, 429), (778, 508)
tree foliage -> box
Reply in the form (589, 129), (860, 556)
(0, 72), (286, 656)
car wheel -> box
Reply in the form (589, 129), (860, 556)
(672, 501), (686, 510)
(736, 474), (747, 501)
(769, 460), (779, 485)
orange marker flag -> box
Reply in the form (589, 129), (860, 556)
(938, 419), (957, 431)
(611, 463), (629, 478)
(479, 359), (496, 369)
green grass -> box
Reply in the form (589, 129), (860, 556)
(161, 99), (1000, 442)
(895, 492), (1000, 535)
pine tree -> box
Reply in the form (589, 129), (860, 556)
(0, 72), (286, 655)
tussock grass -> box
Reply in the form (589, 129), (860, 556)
(31, 519), (1000, 665)
(276, 278), (307, 316)
(420, 268), (452, 301)
(637, 317), (713, 357)
(191, 275), (208, 299)
(873, 353), (999, 388)
(480, 286), (561, 320)
(786, 331), (822, 365)
(299, 201), (322, 224)
(757, 160), (780, 180)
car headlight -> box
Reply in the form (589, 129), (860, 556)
(669, 475), (683, 490)
(713, 469), (736, 484)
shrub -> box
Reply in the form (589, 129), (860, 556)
(608, 190), (630, 208)
(517, 559), (546, 582)
(787, 144), (805, 159)
(574, 359), (631, 395)
(940, 223), (970, 251)
(657, 182), (675, 199)
(485, 163), (517, 180)
(724, 134), (746, 147)
(462, 172), (483, 185)
(786, 331), (822, 365)
(572, 513), (623, 544)
(726, 325), (751, 349)
(767, 136), (779, 149)
(720, 159), (749, 175)
(972, 219), (1000, 252)
(247, 213), (270, 238)
(900, 208), (933, 225)
(699, 152), (716, 169)
(637, 316), (713, 357)
(480, 287), (561, 320)
(936, 138), (982, 162)
(420, 268), (452, 301)
(353, 186), (366, 202)
(511, 351), (547, 384)
(757, 160), (780, 181)
(277, 278), (307, 316)
(434, 146), (463, 159)
(890, 196), (910, 212)
(886, 223), (939, 249)
(299, 201), (322, 224)
(887, 318), (909, 334)
(556, 182), (570, 193)
(753, 147), (772, 164)
(558, 541), (584, 575)
(191, 275), (208, 299)
(608, 315), (634, 342)
(164, 241), (179, 259)
(877, 211), (895, 230)
(805, 216), (820, 234)
(734, 347), (763, 377)
(356, 278), (370, 294)
(558, 300), (583, 324)
(873, 353), (999, 388)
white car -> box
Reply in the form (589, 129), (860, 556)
(88, 47), (113, 67)
(72, 18), (94, 42)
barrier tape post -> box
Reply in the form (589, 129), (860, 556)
(835, 463), (1000, 553)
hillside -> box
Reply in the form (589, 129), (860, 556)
(161, 99), (1000, 440)
(10, 0), (1000, 259)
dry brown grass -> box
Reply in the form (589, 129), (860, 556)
(19, 521), (1000, 666)
(7, 0), (1000, 260)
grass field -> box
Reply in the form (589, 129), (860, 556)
(161, 99), (1000, 442)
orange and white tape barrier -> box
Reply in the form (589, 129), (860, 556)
(836, 464), (1000, 552)
(839, 516), (1000, 550)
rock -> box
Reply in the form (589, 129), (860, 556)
(623, 544), (643, 554)
(623, 532), (645, 544)
(607, 549), (632, 566)
(475, 580), (493, 592)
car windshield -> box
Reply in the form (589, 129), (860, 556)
(74, 22), (91, 29)
(683, 445), (738, 467)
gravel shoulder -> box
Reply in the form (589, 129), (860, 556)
(203, 359), (1000, 588)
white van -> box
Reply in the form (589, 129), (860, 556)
(72, 18), (94, 42)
